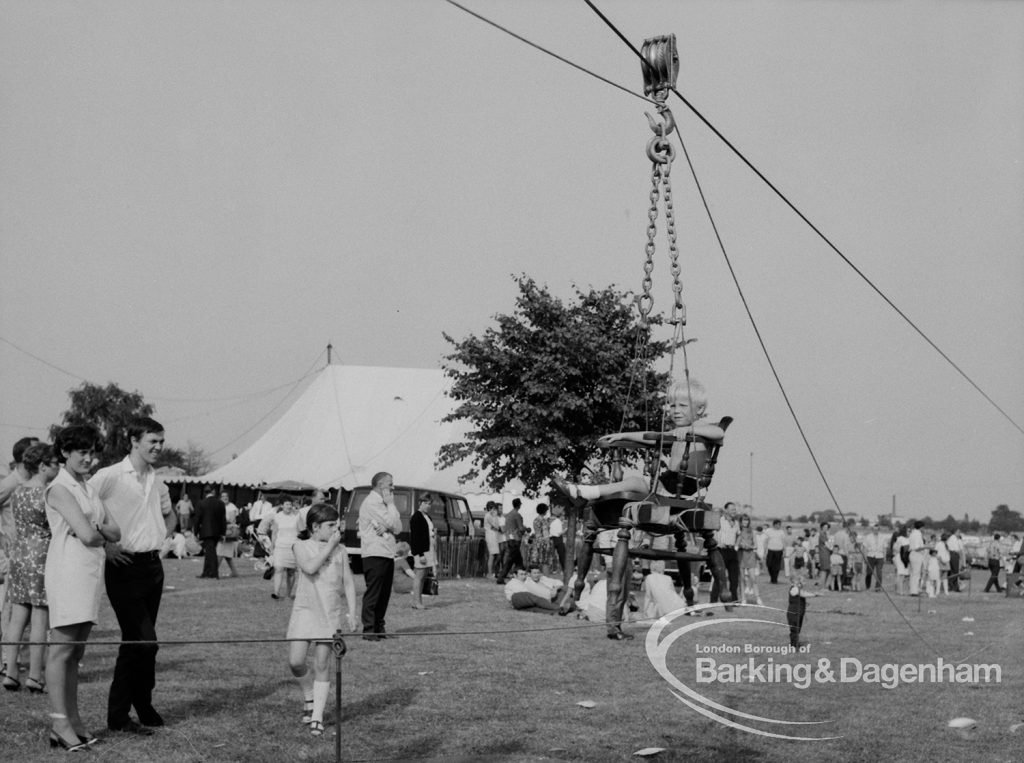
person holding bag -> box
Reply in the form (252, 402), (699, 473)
(410, 494), (438, 609)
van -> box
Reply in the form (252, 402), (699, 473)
(339, 485), (475, 573)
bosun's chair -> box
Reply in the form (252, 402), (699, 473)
(557, 417), (734, 639)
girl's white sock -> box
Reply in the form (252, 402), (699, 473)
(312, 680), (330, 723)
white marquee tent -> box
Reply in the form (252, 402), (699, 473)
(177, 364), (481, 493)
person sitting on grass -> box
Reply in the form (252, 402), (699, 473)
(286, 503), (359, 738)
(552, 378), (725, 503)
(640, 560), (689, 619)
(503, 567), (561, 613)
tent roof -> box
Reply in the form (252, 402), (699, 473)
(172, 364), (477, 493)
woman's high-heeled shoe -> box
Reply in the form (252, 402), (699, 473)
(48, 732), (89, 752)
(77, 733), (99, 746)
(2, 675), (20, 691)
(25, 676), (46, 694)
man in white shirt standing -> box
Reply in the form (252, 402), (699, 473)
(358, 472), (402, 641)
(549, 504), (566, 576)
(860, 525), (886, 592)
(90, 417), (175, 735)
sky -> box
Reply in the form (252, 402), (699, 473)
(1, 0), (1021, 523)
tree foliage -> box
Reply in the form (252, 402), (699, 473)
(439, 275), (671, 494)
(156, 440), (215, 476)
(50, 381), (155, 468)
(988, 504), (1024, 532)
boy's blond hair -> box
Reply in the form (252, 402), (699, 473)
(666, 378), (708, 418)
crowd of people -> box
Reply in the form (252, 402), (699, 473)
(484, 498), (567, 584)
(2, 412), (1021, 749)
(495, 497), (1024, 630)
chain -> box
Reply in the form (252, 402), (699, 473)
(637, 165), (661, 326)
(638, 105), (683, 330)
(662, 164), (685, 327)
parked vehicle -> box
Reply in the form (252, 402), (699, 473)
(339, 485), (475, 573)
(960, 536), (988, 568)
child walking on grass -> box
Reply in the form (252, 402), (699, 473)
(286, 503), (359, 737)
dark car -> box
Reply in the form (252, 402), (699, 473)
(339, 485), (474, 573)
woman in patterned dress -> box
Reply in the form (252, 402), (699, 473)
(528, 503), (558, 575)
(1, 443), (59, 692)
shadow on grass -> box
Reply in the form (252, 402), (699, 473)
(341, 682), (419, 721)
(162, 675), (289, 720)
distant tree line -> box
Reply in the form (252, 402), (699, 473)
(784, 504), (1021, 534)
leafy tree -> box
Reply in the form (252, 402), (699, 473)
(440, 276), (672, 582)
(439, 275), (670, 492)
(156, 440), (215, 476)
(988, 504), (1024, 533)
(50, 382), (155, 468)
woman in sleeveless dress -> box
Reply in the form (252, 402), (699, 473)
(44, 426), (121, 751)
(260, 500), (301, 599)
(1, 443), (59, 693)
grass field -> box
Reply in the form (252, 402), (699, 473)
(1, 557), (1020, 762)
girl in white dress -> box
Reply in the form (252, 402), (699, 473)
(44, 426), (121, 751)
(286, 504), (358, 737)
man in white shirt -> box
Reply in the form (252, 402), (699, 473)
(764, 519), (787, 584)
(358, 472), (402, 640)
(549, 504), (566, 575)
(982, 534), (1005, 593)
(90, 417), (175, 735)
(175, 492), (193, 534)
(860, 525), (886, 592)
(504, 568), (560, 612)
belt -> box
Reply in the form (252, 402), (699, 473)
(124, 550), (161, 561)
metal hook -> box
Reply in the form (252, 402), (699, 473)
(645, 107), (676, 138)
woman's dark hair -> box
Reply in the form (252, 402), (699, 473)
(306, 502), (339, 529)
(53, 425), (102, 463)
(536, 503), (548, 516)
(21, 442), (55, 475)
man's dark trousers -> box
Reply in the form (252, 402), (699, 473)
(106, 554), (164, 727)
(498, 540), (523, 581)
(709, 547), (740, 603)
(766, 549), (784, 583)
(361, 556), (395, 634)
(201, 537), (219, 578)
